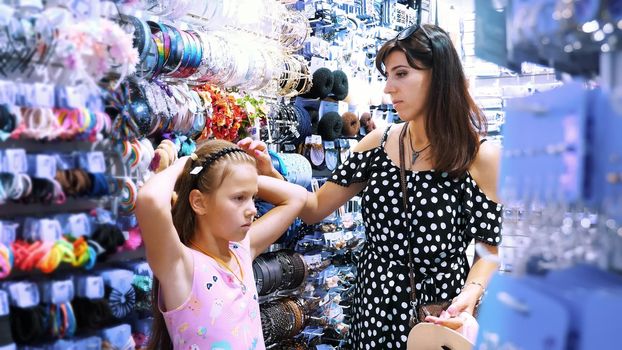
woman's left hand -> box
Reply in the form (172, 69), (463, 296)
(424, 283), (481, 329)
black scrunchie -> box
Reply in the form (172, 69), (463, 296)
(306, 108), (319, 134)
(293, 105), (312, 145)
(10, 306), (47, 343)
(317, 112), (343, 141)
(331, 70), (349, 101)
(0, 314), (13, 346)
(90, 224), (126, 261)
(0, 104), (16, 134)
(303, 68), (333, 99)
(72, 297), (114, 330)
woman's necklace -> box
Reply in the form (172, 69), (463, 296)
(408, 128), (431, 165)
(190, 241), (247, 294)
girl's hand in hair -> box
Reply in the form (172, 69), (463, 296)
(237, 137), (284, 180)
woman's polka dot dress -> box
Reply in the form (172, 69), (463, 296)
(329, 126), (502, 349)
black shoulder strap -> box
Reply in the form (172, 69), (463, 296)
(381, 124), (392, 146)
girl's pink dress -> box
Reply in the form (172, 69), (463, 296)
(160, 240), (265, 350)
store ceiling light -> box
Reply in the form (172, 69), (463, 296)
(593, 30), (605, 42)
(582, 20), (599, 33)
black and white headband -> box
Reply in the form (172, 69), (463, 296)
(189, 148), (246, 177)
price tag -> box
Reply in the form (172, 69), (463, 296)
(8, 282), (40, 308)
(0, 80), (16, 104)
(20, 83), (37, 107)
(0, 290), (8, 316)
(4, 149), (27, 174)
(87, 152), (106, 173)
(94, 208), (114, 224)
(323, 230), (343, 242)
(85, 276), (104, 299)
(69, 214), (90, 237)
(49, 280), (75, 304)
(70, 0), (92, 18)
(319, 100), (339, 118)
(36, 154), (57, 179)
(303, 253), (322, 266)
(309, 57), (325, 74)
(324, 141), (335, 150)
(65, 86), (85, 109)
(133, 261), (152, 277)
(338, 101), (348, 115)
(34, 83), (56, 108)
(39, 219), (62, 242)
(18, 0), (43, 10)
(103, 270), (134, 293)
(305, 136), (313, 145)
(101, 324), (132, 349)
(0, 221), (15, 246)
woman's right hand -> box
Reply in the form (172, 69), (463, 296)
(237, 137), (280, 178)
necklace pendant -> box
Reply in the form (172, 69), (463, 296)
(241, 284), (247, 294)
(411, 152), (420, 165)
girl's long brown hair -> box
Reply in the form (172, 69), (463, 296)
(147, 139), (255, 350)
(375, 24), (486, 178)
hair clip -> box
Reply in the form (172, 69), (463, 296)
(190, 166), (203, 175)
(190, 153), (198, 161)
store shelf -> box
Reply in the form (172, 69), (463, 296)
(0, 198), (106, 219)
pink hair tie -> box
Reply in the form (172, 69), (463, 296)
(122, 227), (142, 251)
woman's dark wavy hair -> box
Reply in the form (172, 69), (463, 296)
(375, 24), (487, 178)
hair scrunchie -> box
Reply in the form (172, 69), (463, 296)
(317, 112), (343, 141)
(341, 112), (360, 137)
(331, 70), (349, 101)
(293, 105), (312, 145)
(303, 68), (333, 99)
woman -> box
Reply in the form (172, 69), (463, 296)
(240, 24), (502, 349)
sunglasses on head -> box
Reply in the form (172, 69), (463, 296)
(396, 23), (432, 44)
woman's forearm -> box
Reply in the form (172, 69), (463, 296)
(462, 246), (499, 303)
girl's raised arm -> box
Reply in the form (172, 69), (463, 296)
(135, 157), (191, 279)
(249, 176), (307, 259)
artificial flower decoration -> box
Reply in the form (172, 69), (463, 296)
(236, 95), (268, 139)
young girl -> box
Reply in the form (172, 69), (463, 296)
(136, 139), (307, 350)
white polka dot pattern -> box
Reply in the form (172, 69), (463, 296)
(327, 130), (503, 349)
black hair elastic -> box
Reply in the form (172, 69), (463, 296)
(90, 224), (125, 261)
(0, 314), (13, 346)
(72, 297), (114, 330)
(10, 305), (48, 343)
(0, 104), (16, 134)
(317, 112), (343, 141)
